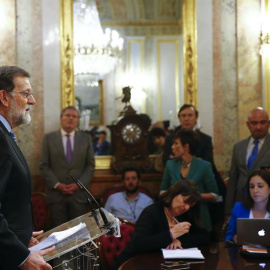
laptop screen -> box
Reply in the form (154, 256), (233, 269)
(237, 218), (270, 246)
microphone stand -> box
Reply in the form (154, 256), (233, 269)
(70, 175), (114, 234)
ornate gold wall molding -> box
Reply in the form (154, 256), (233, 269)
(182, 0), (197, 106)
(60, 0), (74, 108)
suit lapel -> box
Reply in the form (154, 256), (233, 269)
(72, 131), (80, 162)
(55, 131), (67, 162)
(0, 122), (31, 178)
(240, 138), (249, 168)
(252, 134), (270, 169)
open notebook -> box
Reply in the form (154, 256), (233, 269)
(161, 248), (204, 259)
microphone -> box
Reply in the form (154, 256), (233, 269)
(70, 175), (115, 234)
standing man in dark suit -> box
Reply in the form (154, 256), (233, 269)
(40, 106), (95, 227)
(163, 104), (226, 241)
(226, 107), (270, 214)
(0, 66), (54, 269)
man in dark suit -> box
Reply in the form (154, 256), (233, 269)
(226, 107), (270, 214)
(40, 106), (95, 227)
(0, 66), (54, 269)
(163, 104), (226, 241)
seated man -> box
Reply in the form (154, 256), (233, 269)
(104, 167), (153, 223)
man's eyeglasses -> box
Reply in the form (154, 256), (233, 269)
(12, 90), (34, 100)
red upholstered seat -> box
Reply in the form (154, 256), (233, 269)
(99, 223), (135, 270)
(31, 192), (49, 231)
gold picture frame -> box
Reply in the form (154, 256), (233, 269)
(60, 0), (198, 111)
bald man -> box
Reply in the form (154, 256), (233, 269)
(226, 107), (270, 214)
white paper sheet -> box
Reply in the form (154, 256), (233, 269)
(161, 247), (205, 259)
(29, 222), (87, 251)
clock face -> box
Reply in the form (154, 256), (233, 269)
(121, 123), (142, 144)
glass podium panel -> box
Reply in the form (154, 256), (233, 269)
(34, 208), (118, 269)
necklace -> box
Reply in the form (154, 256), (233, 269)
(181, 161), (192, 168)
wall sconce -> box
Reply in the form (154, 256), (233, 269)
(260, 32), (270, 56)
(260, 0), (270, 56)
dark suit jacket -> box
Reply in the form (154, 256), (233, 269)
(40, 130), (95, 204)
(0, 122), (33, 269)
(114, 201), (209, 269)
(226, 134), (270, 214)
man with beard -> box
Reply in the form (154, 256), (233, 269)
(104, 167), (153, 223)
(0, 66), (54, 269)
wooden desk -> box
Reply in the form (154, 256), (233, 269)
(119, 243), (270, 270)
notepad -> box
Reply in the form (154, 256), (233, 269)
(29, 222), (88, 251)
(161, 247), (205, 259)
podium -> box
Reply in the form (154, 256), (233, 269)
(35, 208), (119, 270)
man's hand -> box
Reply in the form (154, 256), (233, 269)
(20, 246), (55, 270)
(29, 230), (44, 247)
(65, 183), (79, 194)
(56, 183), (78, 194)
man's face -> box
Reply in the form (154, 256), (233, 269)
(178, 107), (197, 129)
(9, 76), (36, 128)
(61, 109), (79, 133)
(247, 110), (270, 140)
(123, 171), (140, 193)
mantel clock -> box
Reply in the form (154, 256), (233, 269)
(108, 105), (152, 172)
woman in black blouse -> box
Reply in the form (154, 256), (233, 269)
(113, 180), (210, 269)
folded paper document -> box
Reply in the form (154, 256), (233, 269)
(161, 247), (205, 259)
(29, 222), (89, 251)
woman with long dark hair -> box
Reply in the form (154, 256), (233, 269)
(225, 169), (270, 242)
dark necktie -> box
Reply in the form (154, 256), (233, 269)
(10, 131), (18, 145)
(247, 140), (259, 170)
(66, 134), (72, 163)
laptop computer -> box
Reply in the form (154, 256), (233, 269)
(237, 218), (270, 246)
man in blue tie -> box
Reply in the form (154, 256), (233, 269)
(0, 66), (54, 269)
(226, 107), (270, 214)
(40, 106), (95, 227)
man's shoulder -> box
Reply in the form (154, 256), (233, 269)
(197, 130), (212, 141)
(45, 130), (60, 137)
(139, 192), (153, 201)
(233, 137), (250, 148)
(108, 191), (124, 200)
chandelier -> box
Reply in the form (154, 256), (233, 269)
(73, 0), (124, 84)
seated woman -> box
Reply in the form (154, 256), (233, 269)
(113, 180), (209, 270)
(160, 129), (218, 231)
(225, 169), (270, 242)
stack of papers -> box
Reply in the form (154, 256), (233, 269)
(161, 247), (205, 259)
(242, 245), (268, 254)
(29, 222), (87, 251)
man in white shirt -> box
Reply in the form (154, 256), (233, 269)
(40, 106), (95, 227)
(226, 107), (270, 214)
(105, 167), (153, 223)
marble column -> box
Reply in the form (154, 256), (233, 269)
(0, 0), (16, 65)
(16, 0), (44, 177)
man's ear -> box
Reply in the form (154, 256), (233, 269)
(0, 90), (9, 107)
